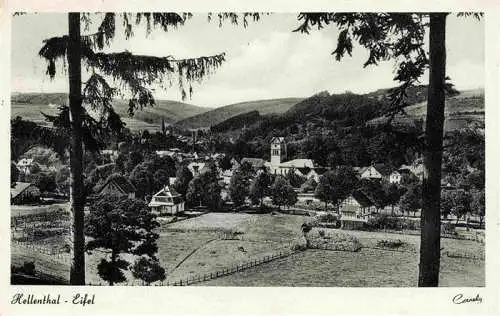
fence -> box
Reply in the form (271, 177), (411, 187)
(86, 248), (300, 286)
(11, 240), (70, 263)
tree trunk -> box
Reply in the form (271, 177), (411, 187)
(68, 13), (85, 285)
(418, 13), (447, 287)
(109, 250), (116, 286)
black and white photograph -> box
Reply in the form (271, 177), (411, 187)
(3, 4), (497, 314)
(8, 10), (487, 290)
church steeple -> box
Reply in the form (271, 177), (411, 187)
(270, 137), (285, 166)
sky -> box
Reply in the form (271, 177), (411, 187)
(11, 13), (485, 108)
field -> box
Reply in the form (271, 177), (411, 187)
(159, 213), (308, 282)
(203, 248), (484, 287)
(11, 211), (484, 287)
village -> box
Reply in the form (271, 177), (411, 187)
(10, 129), (485, 286)
(9, 12), (485, 288)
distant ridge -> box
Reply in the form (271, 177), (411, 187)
(11, 92), (210, 130)
(174, 97), (303, 129)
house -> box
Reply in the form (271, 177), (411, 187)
(339, 190), (377, 230)
(97, 176), (136, 199)
(16, 158), (33, 174)
(241, 137), (323, 177)
(388, 170), (402, 184)
(220, 169), (233, 186)
(356, 165), (383, 180)
(148, 185), (185, 215)
(399, 163), (424, 180)
(187, 162), (207, 176)
(11, 182), (41, 205)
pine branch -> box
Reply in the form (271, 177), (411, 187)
(208, 12), (265, 28)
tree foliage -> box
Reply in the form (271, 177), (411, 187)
(249, 170), (271, 206)
(315, 166), (359, 211)
(85, 194), (160, 285)
(270, 176), (297, 209)
(131, 256), (166, 285)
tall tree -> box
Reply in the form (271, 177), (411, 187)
(229, 171), (248, 208)
(270, 176), (296, 210)
(85, 194), (160, 285)
(293, 12), (482, 286)
(249, 170), (271, 207)
(35, 12), (231, 284)
(172, 165), (193, 196)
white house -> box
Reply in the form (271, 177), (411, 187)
(389, 170), (402, 184)
(187, 162), (207, 177)
(16, 158), (33, 174)
(148, 185), (185, 215)
(357, 165), (383, 180)
(339, 191), (376, 229)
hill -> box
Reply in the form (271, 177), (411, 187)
(367, 88), (484, 131)
(11, 92), (210, 131)
(211, 110), (263, 133)
(174, 98), (303, 129)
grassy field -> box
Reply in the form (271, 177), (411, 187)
(161, 213), (308, 281)
(203, 248), (484, 287)
(10, 211), (484, 286)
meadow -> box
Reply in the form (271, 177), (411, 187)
(11, 211), (484, 287)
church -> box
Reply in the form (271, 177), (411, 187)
(243, 137), (322, 181)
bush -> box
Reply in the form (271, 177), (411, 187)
(318, 213), (338, 223)
(306, 229), (362, 252)
(291, 244), (307, 252)
(301, 223), (313, 234)
(12, 261), (36, 276)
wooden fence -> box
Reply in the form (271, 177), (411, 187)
(11, 240), (70, 262)
(86, 248), (299, 286)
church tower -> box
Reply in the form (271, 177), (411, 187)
(270, 137), (286, 167)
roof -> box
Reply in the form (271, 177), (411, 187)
(241, 158), (268, 168)
(271, 137), (285, 144)
(187, 162), (207, 173)
(280, 159), (315, 168)
(351, 190), (375, 208)
(98, 176), (136, 194)
(372, 163), (392, 176)
(11, 182), (38, 199)
(17, 158), (33, 166)
(152, 185), (181, 198)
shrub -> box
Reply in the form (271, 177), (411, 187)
(318, 230), (325, 237)
(291, 244), (307, 252)
(318, 213), (338, 223)
(12, 261), (36, 276)
(301, 223), (313, 234)
(306, 229), (361, 252)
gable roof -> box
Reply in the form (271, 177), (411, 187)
(271, 137), (285, 144)
(280, 159), (315, 168)
(98, 176), (136, 194)
(351, 190), (375, 208)
(152, 185), (181, 198)
(372, 163), (392, 176)
(11, 182), (38, 199)
(241, 158), (268, 169)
